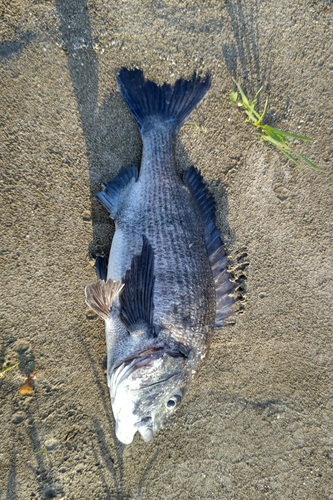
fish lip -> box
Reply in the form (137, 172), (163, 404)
(136, 417), (154, 442)
(115, 417), (154, 445)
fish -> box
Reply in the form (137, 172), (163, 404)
(85, 68), (235, 444)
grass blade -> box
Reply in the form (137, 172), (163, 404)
(251, 86), (263, 106)
(259, 134), (290, 151)
(260, 125), (287, 142)
(230, 79), (323, 172)
(260, 135), (323, 171)
(293, 151), (324, 172)
(230, 91), (238, 104)
(0, 362), (19, 378)
(232, 78), (251, 108)
(268, 126), (314, 141)
(258, 97), (268, 124)
(279, 149), (303, 167)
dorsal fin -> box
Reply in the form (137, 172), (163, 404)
(183, 167), (235, 328)
(95, 165), (138, 219)
(119, 236), (155, 337)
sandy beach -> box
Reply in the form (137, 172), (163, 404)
(1, 1), (332, 498)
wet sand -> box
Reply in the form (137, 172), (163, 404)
(1, 1), (332, 498)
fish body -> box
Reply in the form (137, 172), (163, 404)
(86, 69), (234, 444)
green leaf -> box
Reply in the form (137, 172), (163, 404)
(183, 123), (207, 134)
(260, 128), (289, 146)
(232, 78), (250, 107)
(268, 126), (314, 141)
(293, 151), (324, 172)
(251, 86), (263, 107)
(0, 362), (19, 378)
(279, 149), (302, 167)
(260, 135), (323, 171)
(245, 109), (259, 123)
(231, 78), (323, 172)
(230, 91), (238, 104)
(26, 361), (36, 372)
(258, 97), (268, 124)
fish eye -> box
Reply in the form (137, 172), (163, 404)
(166, 394), (182, 409)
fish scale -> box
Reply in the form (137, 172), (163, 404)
(85, 69), (235, 444)
(131, 144), (212, 343)
(115, 130), (212, 332)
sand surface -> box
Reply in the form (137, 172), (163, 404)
(1, 0), (332, 498)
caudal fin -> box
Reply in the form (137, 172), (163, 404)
(116, 68), (211, 134)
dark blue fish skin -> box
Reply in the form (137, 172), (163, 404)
(85, 70), (234, 444)
(105, 123), (215, 371)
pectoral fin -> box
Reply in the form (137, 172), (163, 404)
(119, 236), (155, 337)
(85, 279), (124, 320)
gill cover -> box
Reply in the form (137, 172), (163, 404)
(110, 348), (186, 444)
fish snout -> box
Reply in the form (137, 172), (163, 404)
(115, 418), (137, 445)
(115, 416), (153, 444)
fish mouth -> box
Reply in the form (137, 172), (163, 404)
(136, 416), (153, 442)
(114, 416), (153, 445)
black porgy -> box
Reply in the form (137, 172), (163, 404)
(85, 69), (235, 444)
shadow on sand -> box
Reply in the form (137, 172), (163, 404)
(222, 0), (273, 106)
(55, 0), (232, 497)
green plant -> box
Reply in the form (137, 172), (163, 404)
(183, 122), (207, 134)
(230, 79), (323, 171)
(0, 362), (19, 378)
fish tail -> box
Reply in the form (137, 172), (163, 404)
(116, 68), (211, 134)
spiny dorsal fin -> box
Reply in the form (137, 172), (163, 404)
(95, 165), (138, 219)
(85, 279), (124, 320)
(183, 166), (235, 329)
(119, 236), (155, 337)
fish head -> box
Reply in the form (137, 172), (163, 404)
(109, 347), (187, 444)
